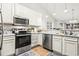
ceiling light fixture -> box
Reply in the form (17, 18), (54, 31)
(64, 3), (68, 13)
(64, 9), (68, 13)
(52, 13), (56, 16)
(46, 15), (48, 18)
(53, 4), (56, 16)
(72, 9), (75, 20)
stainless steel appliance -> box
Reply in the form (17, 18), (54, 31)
(13, 16), (29, 26)
(14, 29), (31, 55)
(43, 34), (52, 50)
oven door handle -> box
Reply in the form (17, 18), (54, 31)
(16, 34), (31, 36)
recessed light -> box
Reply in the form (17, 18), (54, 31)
(46, 15), (48, 18)
(52, 13), (56, 16)
(64, 9), (68, 13)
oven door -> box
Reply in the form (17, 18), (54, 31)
(15, 34), (31, 49)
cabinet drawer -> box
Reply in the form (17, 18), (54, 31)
(65, 37), (77, 42)
(53, 36), (61, 39)
(3, 39), (15, 44)
(3, 36), (15, 40)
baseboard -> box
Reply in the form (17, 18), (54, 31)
(53, 50), (63, 56)
(31, 44), (42, 49)
(43, 47), (53, 52)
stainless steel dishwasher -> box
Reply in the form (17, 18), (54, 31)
(43, 34), (53, 50)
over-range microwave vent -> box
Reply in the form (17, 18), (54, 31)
(13, 16), (29, 26)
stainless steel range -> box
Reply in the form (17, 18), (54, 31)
(13, 28), (31, 55)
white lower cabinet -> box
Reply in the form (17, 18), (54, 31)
(62, 37), (79, 56)
(53, 36), (79, 56)
(38, 34), (43, 46)
(1, 36), (15, 56)
(53, 36), (62, 53)
(31, 34), (38, 47)
(64, 40), (77, 56)
(63, 37), (78, 56)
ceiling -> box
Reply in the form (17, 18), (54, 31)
(20, 3), (79, 22)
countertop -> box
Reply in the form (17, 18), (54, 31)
(0, 34), (15, 37)
(29, 32), (79, 38)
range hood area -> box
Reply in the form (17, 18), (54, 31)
(0, 3), (79, 56)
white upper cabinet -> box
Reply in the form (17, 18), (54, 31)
(15, 4), (42, 26)
(0, 3), (1, 23)
(41, 16), (47, 30)
(0, 3), (1, 9)
(14, 4), (26, 17)
(28, 10), (42, 26)
(2, 3), (13, 24)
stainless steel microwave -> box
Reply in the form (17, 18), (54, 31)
(13, 16), (29, 26)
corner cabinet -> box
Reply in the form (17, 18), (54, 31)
(38, 34), (43, 46)
(2, 3), (14, 24)
(31, 34), (38, 47)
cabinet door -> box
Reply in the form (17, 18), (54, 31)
(38, 34), (42, 45)
(0, 3), (1, 23)
(0, 3), (1, 9)
(53, 37), (62, 53)
(2, 3), (13, 24)
(31, 34), (38, 47)
(1, 39), (15, 56)
(15, 4), (30, 18)
(15, 4), (24, 17)
(64, 40), (77, 56)
(0, 11), (1, 23)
